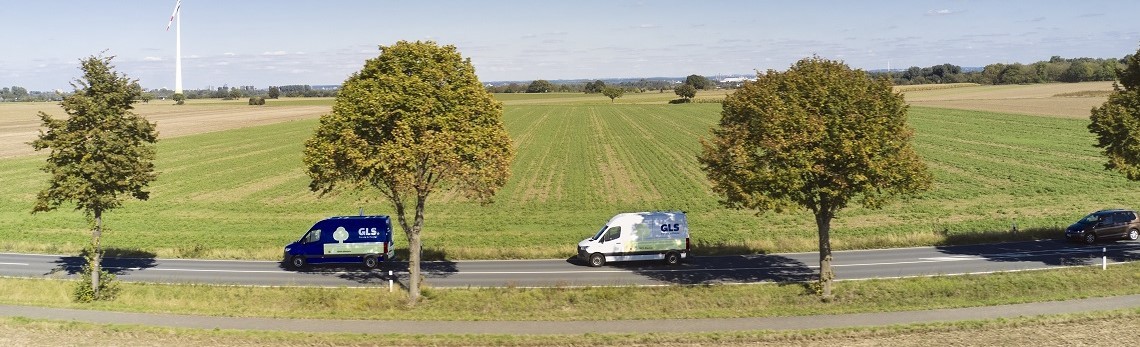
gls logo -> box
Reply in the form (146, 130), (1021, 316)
(660, 223), (681, 232)
(358, 227), (380, 237)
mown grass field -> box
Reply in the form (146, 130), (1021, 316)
(0, 86), (1134, 260)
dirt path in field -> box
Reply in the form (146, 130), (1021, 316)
(3, 294), (1140, 336)
(0, 103), (329, 158)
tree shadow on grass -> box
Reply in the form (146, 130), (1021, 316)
(46, 248), (158, 277)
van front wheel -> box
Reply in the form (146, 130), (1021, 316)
(290, 256), (306, 269)
(664, 252), (681, 265)
(588, 253), (605, 267)
(363, 255), (379, 269)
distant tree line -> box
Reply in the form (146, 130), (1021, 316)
(0, 86), (63, 102)
(486, 77), (687, 94)
(873, 55), (1129, 85)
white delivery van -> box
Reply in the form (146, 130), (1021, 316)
(577, 211), (690, 267)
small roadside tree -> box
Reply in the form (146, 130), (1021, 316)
(171, 92), (185, 105)
(698, 57), (931, 298)
(303, 41), (514, 306)
(1089, 45), (1140, 179)
(268, 86), (281, 99)
(30, 54), (159, 301)
(602, 86), (624, 103)
(674, 84), (696, 101)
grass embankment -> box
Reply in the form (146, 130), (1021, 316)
(4, 309), (1140, 346)
(4, 261), (1140, 321)
(1, 102), (1137, 260)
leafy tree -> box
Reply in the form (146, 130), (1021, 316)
(602, 86), (624, 103)
(697, 57), (932, 298)
(1090, 46), (1140, 180)
(139, 92), (154, 103)
(526, 79), (554, 93)
(674, 84), (696, 101)
(268, 86), (280, 99)
(584, 80), (606, 94)
(30, 54), (158, 301)
(172, 92), (185, 105)
(685, 74), (712, 89)
(303, 41), (514, 306)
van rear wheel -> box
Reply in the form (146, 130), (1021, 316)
(363, 255), (379, 269)
(664, 252), (681, 265)
(1129, 228), (1139, 241)
(1085, 233), (1097, 244)
(588, 253), (605, 267)
(290, 256), (306, 269)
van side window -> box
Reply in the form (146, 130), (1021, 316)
(307, 229), (321, 243)
(602, 226), (621, 243)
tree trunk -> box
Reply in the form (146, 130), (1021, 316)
(92, 209), (102, 298)
(406, 195), (427, 307)
(815, 211), (834, 299)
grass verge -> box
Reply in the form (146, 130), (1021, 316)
(2, 308), (1138, 346)
(4, 261), (1140, 321)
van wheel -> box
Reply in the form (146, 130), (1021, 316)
(664, 252), (681, 265)
(290, 256), (306, 269)
(363, 255), (379, 269)
(1129, 229), (1139, 241)
(1085, 233), (1097, 244)
(588, 253), (605, 267)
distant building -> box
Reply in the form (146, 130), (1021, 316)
(719, 77), (755, 83)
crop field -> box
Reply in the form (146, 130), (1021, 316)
(0, 89), (1136, 260)
(0, 98), (332, 158)
(902, 81), (1115, 118)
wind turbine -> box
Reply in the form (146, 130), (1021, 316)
(166, 0), (183, 95)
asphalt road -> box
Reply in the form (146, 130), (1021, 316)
(2, 239), (1138, 288)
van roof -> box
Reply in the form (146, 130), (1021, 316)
(324, 215), (390, 221)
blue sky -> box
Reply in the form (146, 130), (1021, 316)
(3, 0), (1139, 91)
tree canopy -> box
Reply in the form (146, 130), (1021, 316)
(526, 79), (554, 93)
(302, 41), (514, 305)
(685, 74), (712, 89)
(31, 54), (158, 300)
(602, 86), (624, 103)
(698, 57), (931, 298)
(1090, 45), (1140, 179)
(674, 84), (696, 100)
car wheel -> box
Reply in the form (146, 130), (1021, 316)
(1084, 233), (1097, 244)
(664, 252), (681, 265)
(1130, 229), (1139, 241)
(290, 256), (306, 269)
(363, 255), (379, 269)
(588, 253), (605, 267)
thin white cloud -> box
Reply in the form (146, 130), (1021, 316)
(224, 52), (236, 56)
(926, 9), (961, 16)
(262, 51), (288, 56)
(143, 56), (163, 61)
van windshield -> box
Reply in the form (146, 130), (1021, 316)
(590, 225), (608, 240)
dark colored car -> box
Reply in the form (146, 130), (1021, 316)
(1065, 209), (1140, 244)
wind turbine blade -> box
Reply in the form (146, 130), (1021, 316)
(166, 0), (181, 31)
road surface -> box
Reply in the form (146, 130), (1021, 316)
(1, 240), (1137, 288)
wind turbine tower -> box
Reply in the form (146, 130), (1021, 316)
(166, 0), (183, 94)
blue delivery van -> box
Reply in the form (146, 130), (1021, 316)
(283, 215), (395, 269)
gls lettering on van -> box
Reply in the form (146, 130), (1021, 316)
(358, 227), (380, 238)
(660, 223), (681, 232)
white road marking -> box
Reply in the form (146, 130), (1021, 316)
(0, 262), (29, 266)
